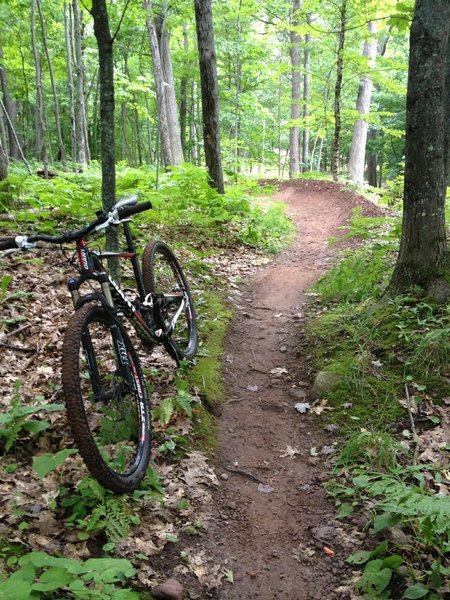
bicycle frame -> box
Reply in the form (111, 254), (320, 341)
(67, 220), (158, 349)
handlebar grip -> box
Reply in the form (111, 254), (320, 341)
(0, 238), (17, 250)
(117, 201), (152, 220)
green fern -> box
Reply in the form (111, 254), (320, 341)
(66, 478), (133, 542)
(88, 495), (131, 541)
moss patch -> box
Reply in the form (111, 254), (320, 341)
(192, 407), (218, 454)
(189, 292), (232, 410)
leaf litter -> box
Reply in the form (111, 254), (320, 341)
(0, 237), (264, 595)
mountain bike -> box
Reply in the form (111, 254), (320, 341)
(0, 196), (198, 493)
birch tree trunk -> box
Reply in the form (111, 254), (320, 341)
(233, 0), (243, 171)
(144, 0), (173, 168)
(179, 28), (188, 156)
(31, 0), (48, 174)
(73, 0), (89, 168)
(348, 22), (377, 187)
(0, 39), (19, 160)
(194, 0), (224, 193)
(289, 0), (302, 178)
(156, 7), (183, 165)
(64, 2), (77, 163)
(331, 0), (347, 182)
(302, 15), (311, 171)
(388, 0), (450, 295)
(36, 0), (66, 168)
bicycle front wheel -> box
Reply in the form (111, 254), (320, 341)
(142, 241), (197, 361)
(62, 303), (151, 493)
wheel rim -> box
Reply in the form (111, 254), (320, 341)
(152, 250), (194, 355)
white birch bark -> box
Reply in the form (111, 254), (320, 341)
(159, 20), (183, 164)
(289, 0), (302, 178)
(348, 21), (377, 186)
(144, 0), (173, 168)
(73, 0), (89, 168)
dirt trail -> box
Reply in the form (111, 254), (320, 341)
(201, 181), (381, 599)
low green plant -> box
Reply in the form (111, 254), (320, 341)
(308, 205), (450, 598)
(1, 165), (292, 255)
(0, 382), (64, 453)
(346, 541), (404, 599)
(0, 551), (138, 599)
(33, 449), (79, 479)
(153, 388), (197, 426)
(240, 202), (294, 253)
(295, 170), (331, 180)
(61, 477), (133, 542)
(337, 431), (402, 471)
(0, 275), (12, 302)
(328, 461), (450, 599)
(0, 275), (31, 305)
(380, 167), (404, 207)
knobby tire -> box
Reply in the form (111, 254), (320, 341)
(62, 303), (151, 493)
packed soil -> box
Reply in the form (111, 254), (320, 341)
(193, 180), (384, 599)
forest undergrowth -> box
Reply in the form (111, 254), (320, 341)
(306, 203), (450, 599)
(0, 164), (292, 598)
(0, 167), (449, 599)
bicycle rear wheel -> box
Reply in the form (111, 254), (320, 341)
(62, 303), (151, 493)
(142, 241), (197, 361)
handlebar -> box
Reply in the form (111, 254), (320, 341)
(0, 196), (152, 251)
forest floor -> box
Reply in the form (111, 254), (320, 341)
(0, 179), (385, 599)
(181, 180), (384, 600)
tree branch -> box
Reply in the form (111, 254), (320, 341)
(112, 0), (131, 42)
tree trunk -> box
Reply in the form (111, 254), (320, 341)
(233, 0), (243, 172)
(144, 94), (153, 163)
(278, 67), (282, 176)
(388, 0), (450, 295)
(91, 0), (118, 278)
(36, 0), (67, 168)
(289, 0), (302, 178)
(179, 28), (189, 157)
(121, 99), (128, 162)
(444, 25), (450, 186)
(348, 22), (377, 187)
(331, 0), (347, 182)
(64, 2), (77, 163)
(365, 35), (390, 187)
(0, 110), (8, 180)
(92, 70), (100, 160)
(156, 7), (184, 165)
(73, 0), (89, 168)
(366, 127), (377, 186)
(189, 81), (198, 164)
(0, 38), (19, 160)
(302, 15), (311, 171)
(134, 107), (142, 165)
(31, 0), (48, 174)
(144, 0), (173, 168)
(317, 136), (324, 172)
(194, 0), (224, 193)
